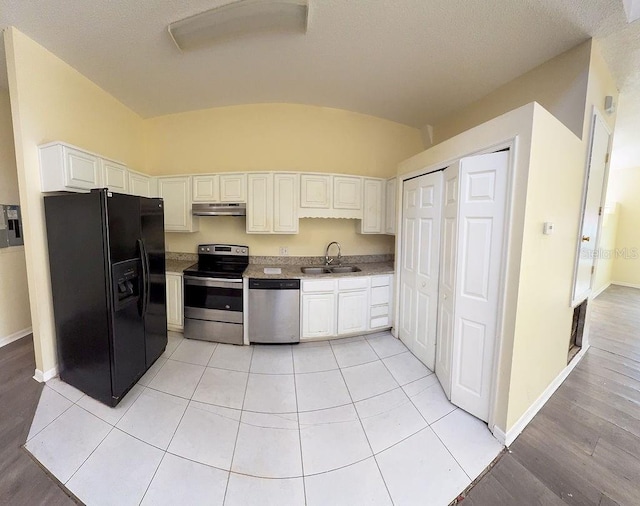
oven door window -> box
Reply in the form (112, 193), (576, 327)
(184, 285), (243, 312)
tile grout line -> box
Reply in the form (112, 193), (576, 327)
(291, 344), (308, 505)
(222, 345), (254, 505)
(327, 335), (397, 506)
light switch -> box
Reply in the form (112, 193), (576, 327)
(543, 222), (554, 235)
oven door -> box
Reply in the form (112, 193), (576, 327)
(183, 276), (243, 324)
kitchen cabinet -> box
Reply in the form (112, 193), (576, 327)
(337, 277), (369, 334)
(300, 174), (331, 209)
(220, 173), (247, 202)
(129, 170), (156, 198)
(166, 273), (183, 331)
(192, 175), (220, 202)
(40, 143), (102, 192)
(157, 176), (198, 232)
(385, 178), (397, 235)
(302, 293), (337, 339)
(369, 274), (393, 329)
(360, 178), (385, 234)
(334, 176), (362, 210)
(246, 173), (273, 233)
(101, 159), (128, 193)
(247, 172), (299, 234)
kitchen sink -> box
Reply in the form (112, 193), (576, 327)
(301, 267), (332, 274)
(330, 265), (361, 273)
(300, 265), (362, 274)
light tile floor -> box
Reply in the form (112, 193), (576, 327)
(25, 331), (503, 506)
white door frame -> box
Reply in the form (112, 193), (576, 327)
(570, 106), (613, 309)
(393, 136), (518, 435)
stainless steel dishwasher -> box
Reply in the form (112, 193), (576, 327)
(248, 279), (301, 343)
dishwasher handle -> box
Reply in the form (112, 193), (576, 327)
(249, 278), (300, 290)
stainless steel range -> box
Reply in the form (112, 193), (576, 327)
(183, 244), (249, 345)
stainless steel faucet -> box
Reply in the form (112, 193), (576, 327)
(325, 241), (342, 266)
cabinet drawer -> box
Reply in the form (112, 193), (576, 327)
(370, 316), (390, 329)
(371, 285), (390, 305)
(338, 277), (369, 291)
(370, 305), (389, 318)
(302, 279), (336, 293)
(371, 275), (391, 288)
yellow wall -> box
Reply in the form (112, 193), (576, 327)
(505, 107), (585, 429)
(593, 203), (618, 293)
(608, 168), (640, 286)
(144, 103), (423, 178)
(0, 88), (31, 341)
(4, 27), (146, 375)
(149, 103), (423, 256)
(432, 41), (592, 144)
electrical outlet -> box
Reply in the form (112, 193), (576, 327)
(279, 246), (289, 256)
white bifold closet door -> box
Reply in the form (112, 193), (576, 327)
(441, 151), (508, 422)
(399, 171), (443, 369)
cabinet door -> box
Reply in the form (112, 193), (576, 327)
(158, 177), (196, 232)
(302, 292), (336, 339)
(220, 174), (247, 202)
(129, 172), (152, 197)
(360, 178), (384, 234)
(300, 174), (331, 208)
(246, 173), (273, 233)
(64, 147), (101, 190)
(337, 289), (368, 335)
(166, 273), (183, 330)
(385, 178), (397, 235)
(102, 160), (128, 193)
(334, 176), (362, 210)
(192, 175), (220, 202)
(274, 173), (299, 233)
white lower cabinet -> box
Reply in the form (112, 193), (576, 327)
(301, 274), (393, 340)
(302, 292), (336, 339)
(166, 273), (183, 331)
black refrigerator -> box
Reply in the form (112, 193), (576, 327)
(44, 189), (167, 406)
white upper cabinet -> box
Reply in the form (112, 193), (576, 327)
(385, 177), (397, 235)
(157, 176), (198, 232)
(273, 173), (299, 234)
(101, 159), (128, 193)
(247, 172), (299, 234)
(192, 175), (220, 202)
(40, 143), (102, 192)
(300, 174), (331, 209)
(246, 173), (273, 233)
(334, 176), (362, 210)
(360, 178), (384, 234)
(128, 170), (154, 197)
(220, 173), (247, 202)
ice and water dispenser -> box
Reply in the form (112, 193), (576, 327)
(0, 204), (24, 248)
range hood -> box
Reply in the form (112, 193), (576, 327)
(192, 203), (246, 216)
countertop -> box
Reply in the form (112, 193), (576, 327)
(243, 261), (394, 280)
(165, 259), (195, 274)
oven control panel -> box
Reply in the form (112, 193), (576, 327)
(198, 244), (249, 256)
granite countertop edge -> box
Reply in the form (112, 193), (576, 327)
(243, 261), (395, 280)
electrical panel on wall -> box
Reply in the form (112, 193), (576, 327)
(0, 204), (24, 248)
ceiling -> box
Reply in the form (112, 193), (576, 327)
(0, 0), (639, 168)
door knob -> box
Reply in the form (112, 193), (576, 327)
(582, 236), (591, 242)
(443, 294), (448, 300)
(421, 281), (426, 288)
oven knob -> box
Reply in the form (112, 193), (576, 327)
(242, 249), (246, 253)
(225, 305), (230, 309)
(236, 248), (240, 253)
(206, 248), (210, 252)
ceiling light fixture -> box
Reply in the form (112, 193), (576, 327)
(168, 0), (309, 52)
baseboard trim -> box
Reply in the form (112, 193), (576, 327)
(611, 281), (640, 290)
(33, 366), (59, 383)
(500, 344), (589, 447)
(0, 327), (32, 349)
(592, 282), (611, 299)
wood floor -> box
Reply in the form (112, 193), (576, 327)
(0, 336), (76, 505)
(465, 285), (640, 506)
(2, 285), (640, 505)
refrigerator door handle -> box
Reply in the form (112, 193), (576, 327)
(137, 238), (150, 317)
